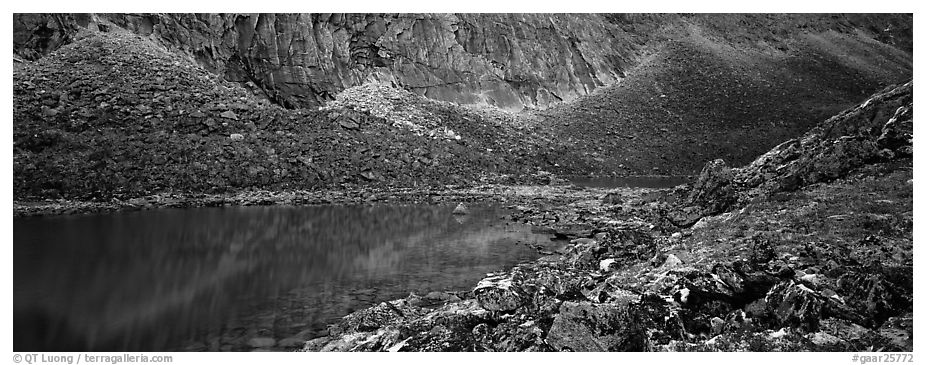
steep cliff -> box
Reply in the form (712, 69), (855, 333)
(16, 13), (649, 110)
(15, 13), (910, 112)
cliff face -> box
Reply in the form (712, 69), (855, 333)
(13, 13), (912, 112)
(26, 13), (639, 111)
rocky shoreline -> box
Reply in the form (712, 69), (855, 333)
(12, 180), (608, 218)
(296, 160), (911, 352)
(298, 82), (913, 352)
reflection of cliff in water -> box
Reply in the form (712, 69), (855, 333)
(14, 204), (550, 351)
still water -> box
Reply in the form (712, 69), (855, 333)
(14, 204), (552, 351)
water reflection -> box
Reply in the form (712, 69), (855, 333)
(14, 204), (551, 351)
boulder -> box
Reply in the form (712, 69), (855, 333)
(546, 299), (646, 351)
(764, 281), (824, 331)
(473, 274), (524, 312)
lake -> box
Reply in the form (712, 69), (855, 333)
(13, 204), (553, 351)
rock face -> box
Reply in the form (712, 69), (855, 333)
(14, 13), (912, 112)
(13, 14), (83, 60)
(15, 13), (640, 111)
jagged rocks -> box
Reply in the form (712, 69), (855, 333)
(876, 105), (913, 154)
(686, 159), (736, 214)
(667, 159), (736, 227)
(473, 274), (524, 312)
(329, 299), (428, 337)
(764, 281), (825, 331)
(546, 299), (646, 351)
(834, 264), (913, 326)
(562, 239), (602, 270)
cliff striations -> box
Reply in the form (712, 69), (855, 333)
(13, 13), (912, 111)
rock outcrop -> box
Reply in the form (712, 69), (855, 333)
(669, 81), (913, 226)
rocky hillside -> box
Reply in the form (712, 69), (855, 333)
(13, 28), (577, 200)
(12, 13), (913, 200)
(669, 81), (912, 227)
(304, 80), (912, 353)
(14, 14), (911, 112)
(538, 14), (912, 175)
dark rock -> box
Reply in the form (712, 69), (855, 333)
(877, 314), (913, 351)
(338, 120), (359, 130)
(546, 298), (646, 351)
(562, 239), (601, 269)
(685, 159), (736, 214)
(834, 264), (913, 326)
(551, 222), (594, 239)
(329, 299), (427, 337)
(764, 281), (823, 331)
(876, 105), (912, 152)
(473, 274), (524, 312)
(667, 206), (703, 227)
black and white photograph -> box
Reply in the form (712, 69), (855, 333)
(9, 10), (915, 358)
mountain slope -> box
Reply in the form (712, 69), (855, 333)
(538, 16), (912, 175)
(12, 29), (559, 200)
(669, 81), (912, 227)
(12, 14), (914, 200)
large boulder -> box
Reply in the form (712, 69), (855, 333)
(546, 297), (646, 351)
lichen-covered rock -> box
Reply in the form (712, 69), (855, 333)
(546, 299), (646, 351)
(329, 298), (428, 337)
(764, 281), (824, 331)
(686, 159), (737, 214)
(473, 273), (524, 312)
(876, 314), (913, 351)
